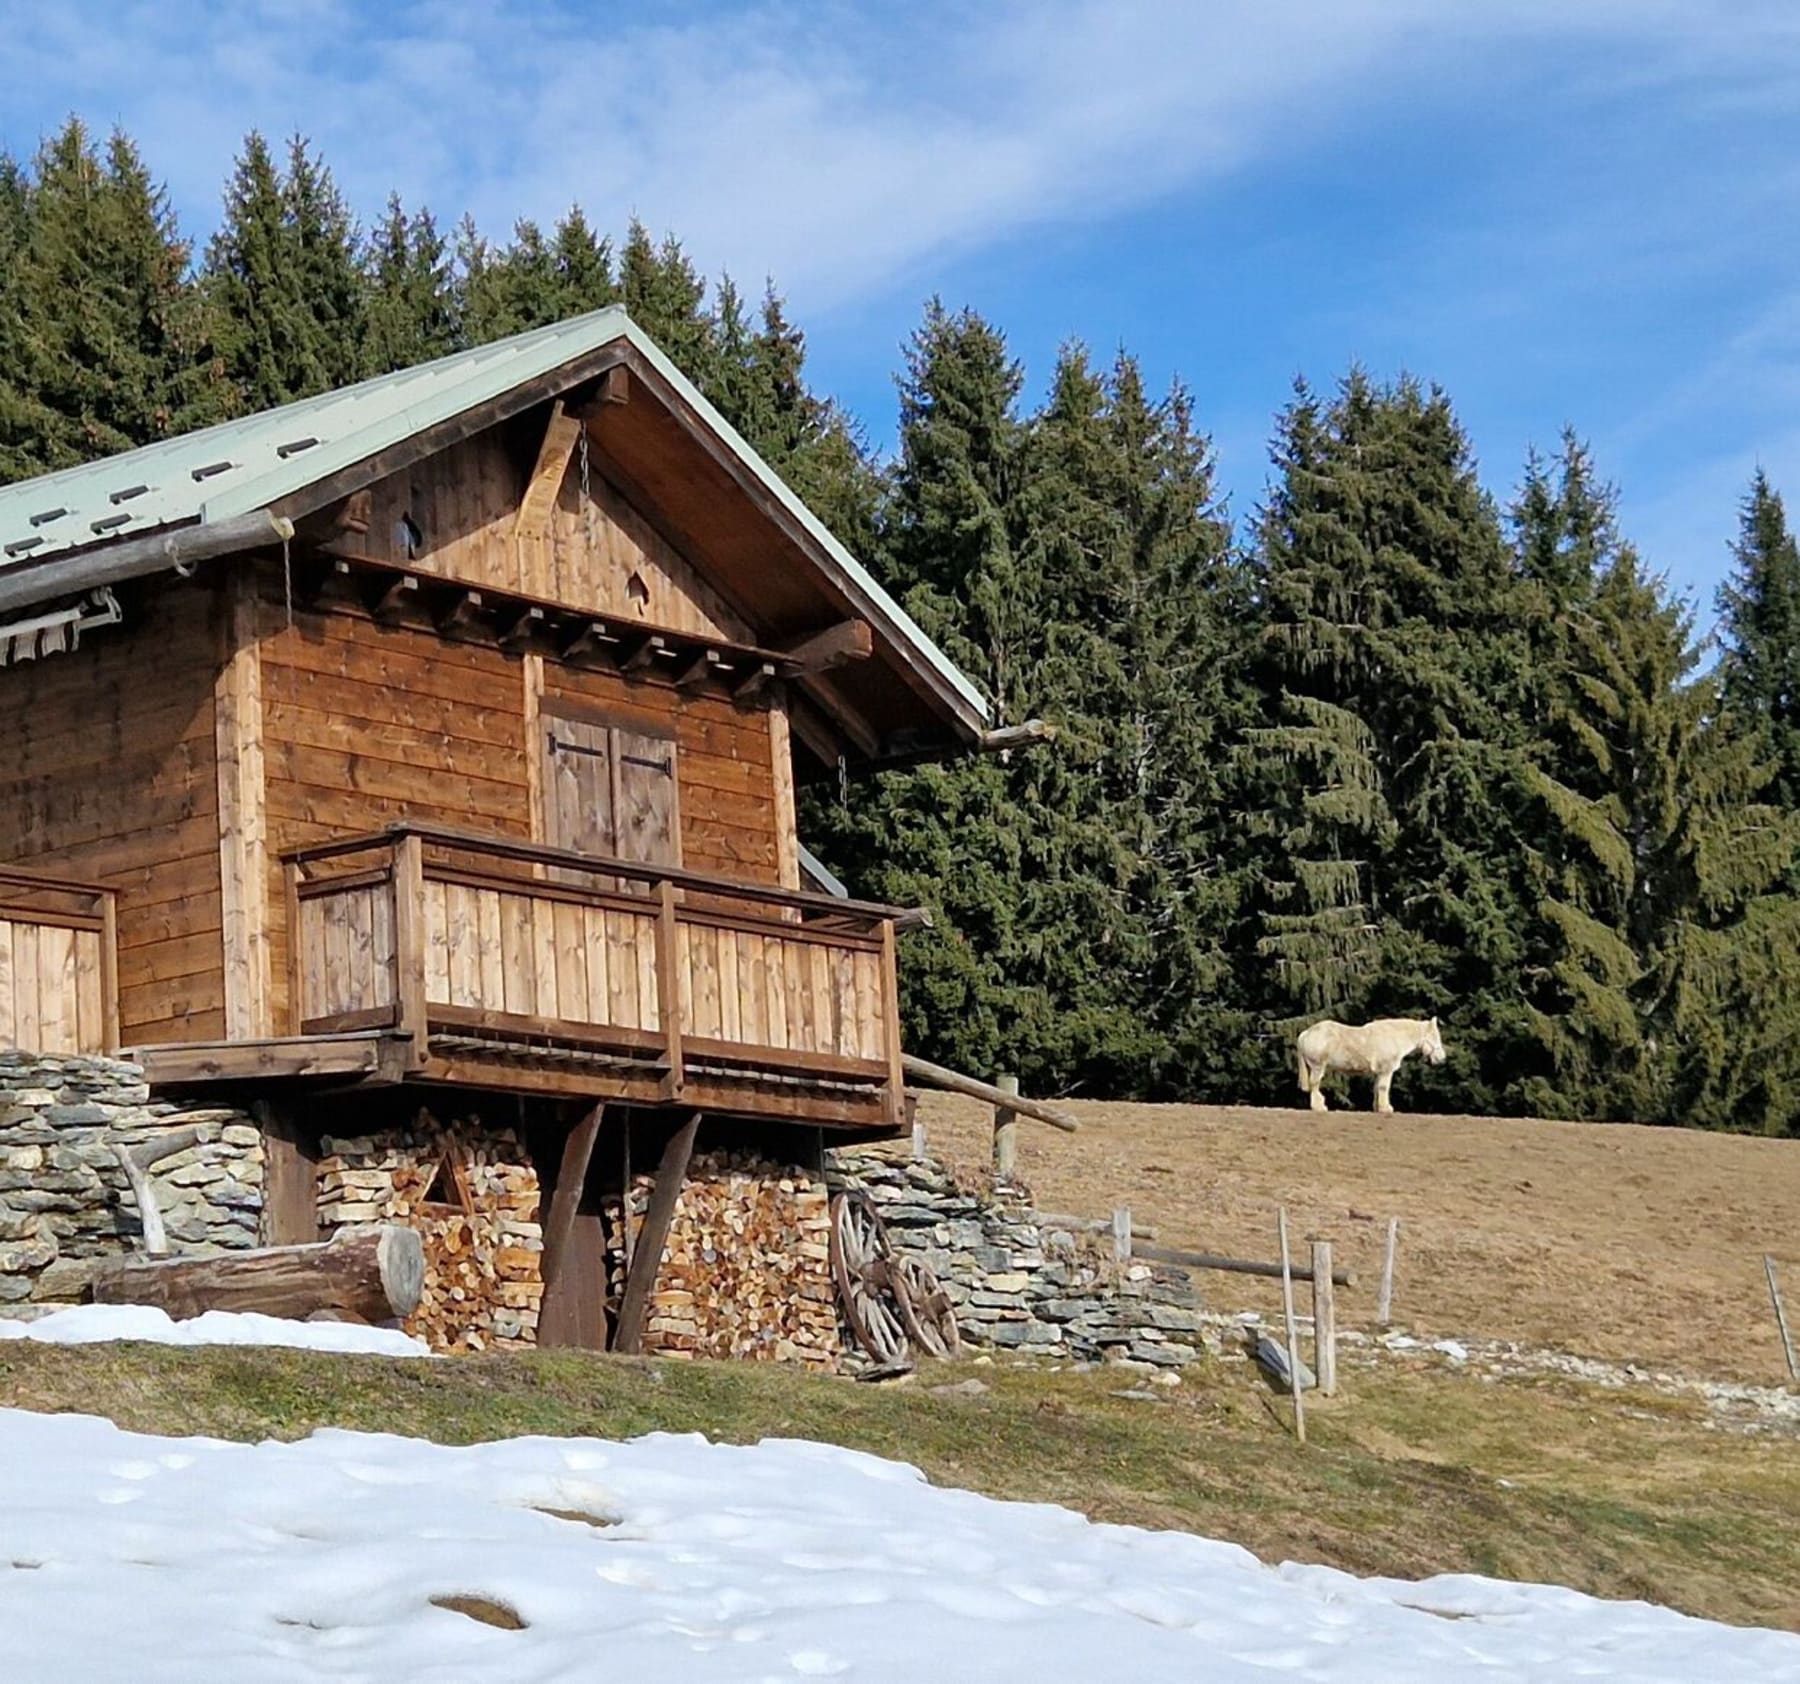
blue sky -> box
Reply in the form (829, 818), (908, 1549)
(4, 1), (1799, 615)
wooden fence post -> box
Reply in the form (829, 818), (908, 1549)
(1767, 1255), (1798, 1383)
(1377, 1217), (1400, 1327)
(1112, 1205), (1133, 1263)
(1311, 1239), (1337, 1396)
(1278, 1207), (1306, 1445)
(993, 1073), (1020, 1180)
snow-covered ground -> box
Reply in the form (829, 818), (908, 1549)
(2, 1407), (1795, 1683)
(0, 1303), (427, 1358)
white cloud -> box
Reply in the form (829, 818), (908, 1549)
(3, 0), (1795, 314)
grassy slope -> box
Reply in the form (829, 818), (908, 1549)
(3, 1343), (1794, 1633)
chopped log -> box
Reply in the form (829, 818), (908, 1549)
(613, 1112), (699, 1355)
(111, 1126), (203, 1258)
(93, 1225), (424, 1324)
(901, 1056), (1078, 1133)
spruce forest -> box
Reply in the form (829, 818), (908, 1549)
(5, 122), (1799, 1135)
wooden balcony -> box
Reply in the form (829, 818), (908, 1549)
(252, 824), (908, 1128)
(0, 866), (118, 1057)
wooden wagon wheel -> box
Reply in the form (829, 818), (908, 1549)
(829, 1190), (908, 1366)
(892, 1252), (961, 1360)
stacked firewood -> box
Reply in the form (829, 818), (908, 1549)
(605, 1150), (837, 1369)
(316, 1114), (542, 1354)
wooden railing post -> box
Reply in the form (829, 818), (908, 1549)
(656, 877), (684, 1099)
(879, 918), (904, 1128)
(993, 1073), (1020, 1179)
(282, 862), (305, 1036)
(391, 833), (429, 1067)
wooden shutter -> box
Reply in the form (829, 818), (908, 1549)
(542, 717), (615, 861)
(614, 727), (679, 868)
(539, 710), (679, 882)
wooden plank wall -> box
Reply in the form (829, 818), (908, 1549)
(0, 586), (225, 1043)
(355, 427), (754, 642)
(256, 566), (785, 1033)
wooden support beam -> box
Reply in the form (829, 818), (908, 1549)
(513, 399), (583, 542)
(777, 618), (873, 673)
(674, 647), (723, 691)
(538, 1104), (608, 1350)
(733, 660), (777, 704)
(613, 1112), (700, 1355)
(657, 879), (685, 1099)
(571, 365), (630, 414)
(366, 571), (418, 624)
(499, 603), (545, 650)
(215, 572), (271, 1039)
(618, 631), (665, 676)
(561, 619), (610, 662)
(434, 587), (484, 636)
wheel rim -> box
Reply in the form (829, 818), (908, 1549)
(892, 1253), (961, 1360)
(830, 1191), (909, 1366)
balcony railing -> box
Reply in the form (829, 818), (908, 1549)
(0, 866), (118, 1056)
(280, 824), (906, 1121)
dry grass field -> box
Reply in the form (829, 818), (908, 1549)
(917, 1093), (1800, 1382)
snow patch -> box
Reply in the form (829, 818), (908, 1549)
(0, 1409), (1794, 1681)
(0, 1303), (428, 1357)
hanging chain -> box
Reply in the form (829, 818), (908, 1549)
(281, 533), (293, 630)
(579, 424), (596, 557)
(837, 752), (849, 807)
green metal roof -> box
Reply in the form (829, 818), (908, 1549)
(0, 305), (987, 721)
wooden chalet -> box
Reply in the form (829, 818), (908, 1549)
(0, 308), (1006, 1348)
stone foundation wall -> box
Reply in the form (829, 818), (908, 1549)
(827, 1146), (1205, 1367)
(0, 1052), (261, 1309)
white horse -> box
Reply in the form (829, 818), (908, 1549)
(1296, 1017), (1445, 1114)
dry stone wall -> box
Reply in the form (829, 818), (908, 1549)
(827, 1146), (1205, 1367)
(0, 1052), (261, 1309)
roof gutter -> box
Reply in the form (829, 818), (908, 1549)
(0, 509), (295, 618)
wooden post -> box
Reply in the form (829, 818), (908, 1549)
(539, 1103), (607, 1350)
(257, 1102), (319, 1247)
(1377, 1217), (1399, 1326)
(98, 890), (119, 1052)
(614, 1111), (700, 1356)
(282, 863), (304, 1034)
(656, 879), (684, 1100)
(1112, 1205), (1133, 1263)
(1767, 1255), (1798, 1383)
(391, 833), (428, 1067)
(1311, 1239), (1338, 1397)
(993, 1073), (1019, 1180)
(879, 920), (905, 1128)
(1279, 1207), (1307, 1445)
(910, 1117), (927, 1161)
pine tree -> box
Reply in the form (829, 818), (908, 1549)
(205, 133), (365, 407)
(619, 220), (716, 390)
(1240, 373), (1536, 1110)
(0, 121), (228, 480)
(362, 196), (457, 373)
(1717, 472), (1800, 811)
